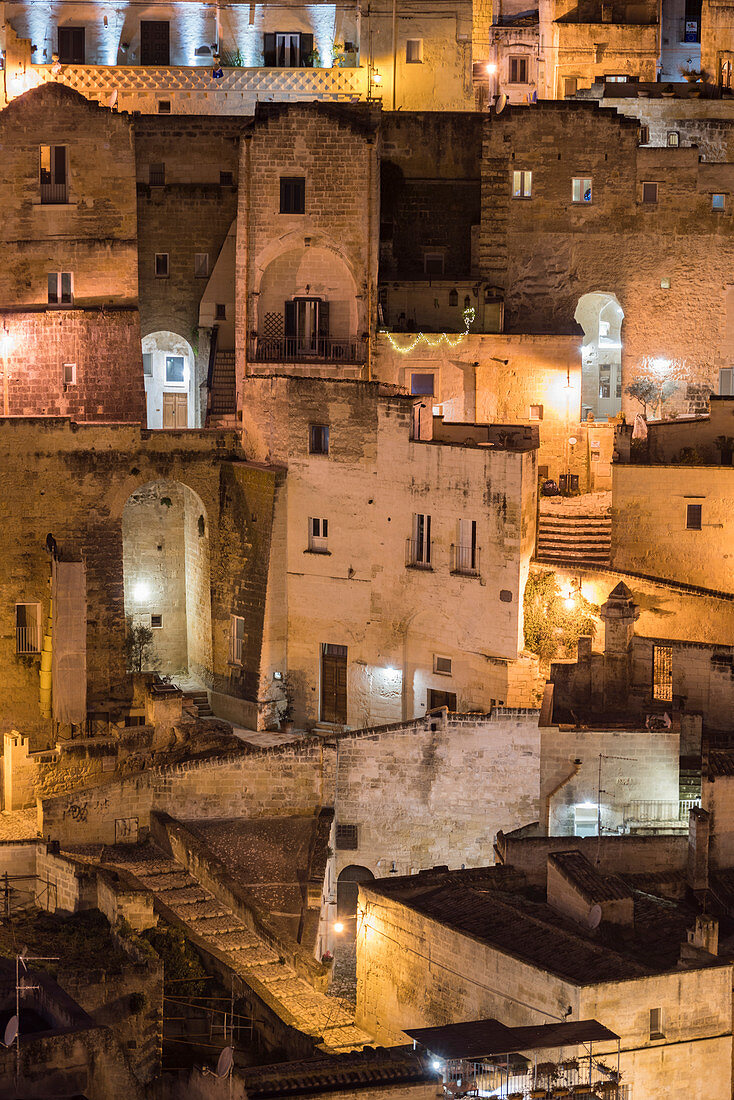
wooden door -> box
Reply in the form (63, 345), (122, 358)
(321, 645), (347, 724)
(162, 393), (187, 428)
(58, 27), (85, 63)
(140, 21), (170, 65)
(428, 689), (457, 711)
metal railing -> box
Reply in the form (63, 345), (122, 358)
(231, 635), (244, 665)
(249, 336), (365, 364)
(679, 797), (702, 819)
(405, 538), (432, 569)
(40, 182), (68, 204)
(16, 624), (41, 655)
(624, 799), (700, 823)
(443, 1060), (629, 1098)
(451, 543), (481, 576)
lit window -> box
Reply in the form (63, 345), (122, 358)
(63, 362), (76, 385)
(642, 181), (658, 204)
(165, 356), (185, 383)
(280, 176), (305, 214)
(653, 645), (673, 702)
(309, 424), (329, 454)
(508, 56), (528, 83)
(572, 177), (592, 203)
(667, 131), (680, 147)
(574, 805), (597, 837)
(605, 74), (627, 82)
(15, 603), (41, 655)
(563, 76), (578, 97)
(529, 404), (543, 420)
(47, 272), (73, 305)
(155, 253), (169, 278)
(406, 39), (423, 63)
(686, 503), (702, 529)
(512, 170), (532, 198)
(712, 193), (726, 211)
(308, 517), (329, 553)
(40, 145), (67, 203)
(649, 1007), (665, 1039)
(194, 253), (209, 277)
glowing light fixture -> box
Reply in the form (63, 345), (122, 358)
(386, 307), (476, 355)
(564, 596), (575, 610)
(0, 334), (13, 358)
(334, 921), (344, 933)
(485, 62), (498, 75)
(432, 1059), (443, 1071)
(133, 582), (150, 602)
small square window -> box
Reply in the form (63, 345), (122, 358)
(410, 373), (435, 396)
(563, 76), (578, 97)
(686, 503), (702, 529)
(529, 404), (543, 420)
(149, 163), (165, 186)
(309, 424), (329, 454)
(280, 176), (305, 214)
(512, 169), (532, 198)
(667, 131), (679, 147)
(165, 355), (185, 383)
(336, 823), (359, 850)
(155, 253), (169, 278)
(63, 362), (76, 385)
(642, 181), (658, 204)
(713, 193), (726, 211)
(151, 613), (163, 628)
(406, 39), (423, 63)
(434, 655), (452, 675)
(194, 253), (209, 277)
(661, 276), (671, 289)
(508, 56), (528, 83)
(157, 100), (171, 114)
(220, 170), (234, 186)
(572, 177), (592, 203)
(424, 252), (445, 276)
(215, 303), (226, 320)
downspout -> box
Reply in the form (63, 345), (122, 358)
(366, 134), (374, 381)
(241, 132), (252, 412)
(391, 0), (397, 109)
(545, 758), (582, 835)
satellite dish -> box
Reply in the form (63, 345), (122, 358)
(3, 1016), (18, 1048)
(108, 90), (118, 108)
(588, 904), (602, 930)
(495, 93), (508, 115)
(216, 1046), (234, 1078)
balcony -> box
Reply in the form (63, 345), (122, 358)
(16, 624), (41, 655)
(405, 538), (432, 570)
(249, 336), (366, 365)
(26, 63), (368, 113)
(451, 543), (481, 576)
(40, 182), (68, 204)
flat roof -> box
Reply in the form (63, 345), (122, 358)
(405, 1018), (619, 1060)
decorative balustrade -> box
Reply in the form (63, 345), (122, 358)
(249, 336), (366, 365)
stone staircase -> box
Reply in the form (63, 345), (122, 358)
(536, 510), (612, 566)
(107, 846), (371, 1054)
(183, 690), (214, 718)
(207, 349), (236, 427)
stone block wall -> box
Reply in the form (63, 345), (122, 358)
(495, 831), (688, 885)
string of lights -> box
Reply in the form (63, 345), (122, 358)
(383, 306), (476, 355)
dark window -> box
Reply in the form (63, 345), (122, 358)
(410, 373), (435, 396)
(151, 614), (163, 628)
(157, 100), (171, 114)
(563, 76), (578, 97)
(509, 56), (528, 83)
(140, 20), (170, 65)
(428, 688), (457, 710)
(264, 32), (313, 67)
(149, 163), (165, 186)
(48, 272), (73, 305)
(424, 253), (444, 276)
(712, 193), (726, 211)
(220, 170), (234, 186)
(639, 125), (650, 144)
(280, 176), (305, 214)
(194, 253), (209, 277)
(642, 181), (658, 204)
(310, 424), (329, 454)
(336, 824), (359, 850)
(155, 253), (169, 277)
(58, 26), (85, 64)
(40, 145), (67, 203)
(215, 303), (226, 320)
(434, 655), (452, 675)
(686, 503), (702, 529)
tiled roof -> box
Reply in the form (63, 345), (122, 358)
(549, 850), (633, 903)
(708, 752), (734, 778)
(405, 1017), (618, 1060)
(243, 1047), (436, 1097)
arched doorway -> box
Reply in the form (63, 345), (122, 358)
(122, 480), (212, 683)
(575, 293), (624, 420)
(141, 331), (197, 429)
(337, 865), (375, 919)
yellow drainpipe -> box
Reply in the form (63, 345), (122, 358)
(39, 598), (52, 718)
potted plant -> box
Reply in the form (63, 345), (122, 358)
(306, 46), (320, 67)
(537, 1062), (560, 1087)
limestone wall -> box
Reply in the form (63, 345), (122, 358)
(495, 831), (688, 885)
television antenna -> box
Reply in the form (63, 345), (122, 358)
(10, 951), (59, 1086)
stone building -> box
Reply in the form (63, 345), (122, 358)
(356, 864), (734, 1100)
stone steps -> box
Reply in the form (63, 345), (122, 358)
(536, 512), (612, 566)
(183, 690), (214, 718)
(208, 349), (236, 421)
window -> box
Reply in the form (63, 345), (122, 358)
(58, 26), (85, 63)
(309, 424), (329, 454)
(151, 613), (163, 628)
(424, 252), (445, 276)
(149, 163), (165, 186)
(280, 176), (305, 214)
(165, 356), (185, 383)
(15, 603), (41, 654)
(686, 503), (702, 529)
(453, 518), (479, 575)
(434, 655), (452, 675)
(639, 125), (650, 144)
(529, 404), (544, 420)
(649, 1007), (665, 1039)
(406, 39), (423, 63)
(308, 517), (329, 553)
(713, 193), (726, 211)
(336, 824), (359, 850)
(143, 353), (152, 377)
(140, 20), (170, 64)
(194, 253), (209, 277)
(642, 181), (658, 204)
(720, 367), (733, 395)
(264, 31), (313, 67)
(563, 76), (578, 97)
(63, 362), (76, 385)
(572, 177), (592, 203)
(155, 253), (169, 278)
(40, 144), (67, 204)
(721, 58), (733, 88)
(512, 170), (532, 198)
(408, 513), (432, 568)
(652, 645), (673, 702)
(215, 303), (226, 321)
(666, 131), (680, 148)
(410, 373), (435, 396)
(220, 170), (234, 186)
(605, 74), (627, 82)
(509, 56), (528, 83)
(47, 272), (73, 305)
(574, 805), (598, 837)
(157, 100), (171, 114)
(230, 615), (245, 665)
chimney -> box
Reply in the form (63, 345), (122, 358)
(687, 807), (710, 893)
(599, 582), (639, 709)
(687, 914), (718, 956)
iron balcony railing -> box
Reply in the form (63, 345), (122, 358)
(249, 336), (365, 364)
(624, 798), (701, 823)
(443, 1060), (629, 1099)
(40, 182), (68, 204)
(16, 624), (41, 655)
(451, 543), (481, 576)
(405, 538), (432, 569)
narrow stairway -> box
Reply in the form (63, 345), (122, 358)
(183, 690), (213, 718)
(536, 510), (612, 566)
(207, 349), (236, 427)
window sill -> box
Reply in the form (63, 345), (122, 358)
(450, 569), (481, 579)
(32, 201), (76, 209)
(406, 562), (433, 571)
(649, 1033), (666, 1041)
(304, 548), (331, 555)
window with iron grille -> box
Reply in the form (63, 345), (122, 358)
(652, 645), (673, 702)
(336, 824), (359, 850)
(40, 145), (67, 204)
(149, 163), (165, 186)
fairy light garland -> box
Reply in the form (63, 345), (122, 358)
(384, 307), (476, 354)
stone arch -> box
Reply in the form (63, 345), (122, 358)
(574, 292), (624, 420)
(122, 479), (212, 683)
(337, 864), (375, 919)
(141, 331), (198, 429)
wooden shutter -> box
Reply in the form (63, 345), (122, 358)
(284, 301), (297, 337)
(317, 300), (329, 351)
(53, 146), (67, 186)
(299, 33), (313, 66)
(263, 33), (276, 66)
